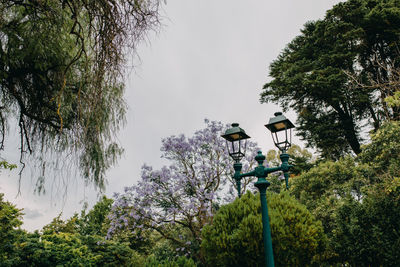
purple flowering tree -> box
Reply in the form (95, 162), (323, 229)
(107, 120), (259, 256)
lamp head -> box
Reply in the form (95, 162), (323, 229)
(221, 123), (250, 162)
(265, 112), (295, 152)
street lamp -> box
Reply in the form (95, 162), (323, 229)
(221, 112), (295, 267)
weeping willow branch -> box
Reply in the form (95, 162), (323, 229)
(0, 0), (162, 193)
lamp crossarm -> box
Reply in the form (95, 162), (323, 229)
(263, 166), (282, 176)
(237, 165), (293, 179)
(238, 170), (256, 178)
(231, 151), (293, 197)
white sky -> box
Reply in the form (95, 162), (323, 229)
(0, 0), (342, 231)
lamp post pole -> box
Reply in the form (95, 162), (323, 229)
(280, 152), (290, 189)
(254, 151), (275, 267)
(233, 151), (290, 267)
(233, 162), (243, 197)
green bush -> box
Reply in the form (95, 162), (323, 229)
(201, 191), (325, 267)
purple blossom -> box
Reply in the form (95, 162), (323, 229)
(107, 119), (259, 244)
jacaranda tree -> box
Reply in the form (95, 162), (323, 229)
(107, 120), (259, 261)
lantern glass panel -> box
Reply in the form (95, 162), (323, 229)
(271, 128), (292, 152)
(225, 138), (247, 162)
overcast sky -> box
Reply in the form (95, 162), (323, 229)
(0, 0), (342, 231)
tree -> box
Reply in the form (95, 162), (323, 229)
(288, 156), (371, 264)
(39, 196), (113, 237)
(288, 120), (400, 265)
(0, 193), (24, 264)
(332, 184), (400, 266)
(0, 195), (144, 267)
(0, 0), (161, 191)
(201, 191), (326, 267)
(4, 230), (142, 266)
(77, 196), (113, 236)
(359, 121), (400, 177)
(261, 0), (400, 159)
(329, 121), (400, 266)
(107, 120), (259, 261)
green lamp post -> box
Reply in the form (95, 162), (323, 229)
(221, 112), (295, 267)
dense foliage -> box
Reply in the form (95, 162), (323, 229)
(289, 121), (400, 265)
(0, 0), (161, 191)
(332, 184), (400, 266)
(0, 196), (141, 266)
(201, 191), (325, 267)
(0, 194), (203, 266)
(262, 0), (400, 159)
(359, 120), (400, 177)
(0, 193), (24, 264)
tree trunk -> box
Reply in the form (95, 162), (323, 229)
(339, 114), (361, 155)
(333, 104), (362, 155)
